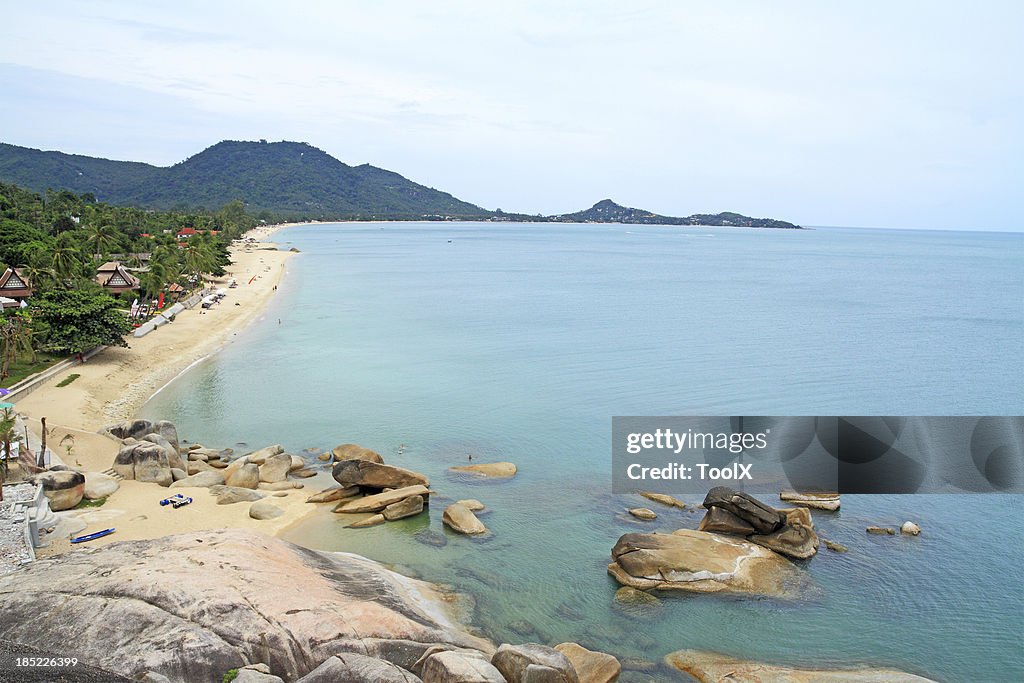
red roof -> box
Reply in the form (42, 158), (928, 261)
(177, 227), (200, 237)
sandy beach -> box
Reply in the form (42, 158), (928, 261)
(13, 223), (329, 554)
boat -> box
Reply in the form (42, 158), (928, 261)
(70, 528), (115, 544)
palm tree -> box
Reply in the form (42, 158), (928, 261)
(0, 407), (17, 500)
(86, 224), (119, 258)
(0, 314), (34, 379)
(51, 243), (81, 281)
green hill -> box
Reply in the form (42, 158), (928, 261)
(551, 199), (803, 229)
(0, 140), (488, 219)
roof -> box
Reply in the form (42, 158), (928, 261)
(94, 262), (140, 291)
(177, 227), (200, 236)
(0, 267), (32, 298)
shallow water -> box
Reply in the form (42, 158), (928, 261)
(144, 222), (1024, 681)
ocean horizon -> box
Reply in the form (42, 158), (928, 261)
(143, 221), (1024, 681)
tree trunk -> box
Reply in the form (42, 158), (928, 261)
(38, 417), (47, 469)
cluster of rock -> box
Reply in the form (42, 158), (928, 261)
(699, 486), (820, 560)
(0, 529), (621, 683)
(868, 521), (921, 536)
(666, 650), (937, 682)
(109, 419), (186, 486)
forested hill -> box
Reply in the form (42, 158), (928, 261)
(0, 140), (488, 220)
(549, 199), (803, 229)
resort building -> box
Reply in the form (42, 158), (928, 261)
(95, 261), (140, 295)
(0, 267), (33, 303)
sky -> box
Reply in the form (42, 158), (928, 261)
(2, 1), (1022, 230)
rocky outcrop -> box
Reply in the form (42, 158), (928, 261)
(297, 652), (422, 682)
(210, 485), (264, 505)
(0, 529), (493, 681)
(554, 643), (620, 683)
(419, 649), (505, 683)
(332, 444), (385, 463)
(169, 470), (225, 489)
(449, 462), (517, 478)
(491, 643), (578, 683)
(83, 471), (119, 500)
(607, 530), (805, 597)
(32, 469), (85, 511)
(639, 492), (685, 508)
(665, 650), (938, 682)
(334, 485), (432, 514)
(779, 490), (840, 511)
(700, 487), (819, 559)
(259, 453), (293, 483)
(307, 485), (360, 504)
(333, 459), (430, 490)
(443, 503), (488, 535)
(114, 441), (174, 486)
(226, 463), (261, 489)
(384, 495), (425, 521)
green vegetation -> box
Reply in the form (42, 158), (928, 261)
(0, 140), (489, 220)
(222, 669), (239, 683)
(546, 199), (804, 229)
(74, 496), (107, 508)
(56, 373), (80, 387)
(0, 352), (60, 386)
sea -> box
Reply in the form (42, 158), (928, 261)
(142, 222), (1024, 682)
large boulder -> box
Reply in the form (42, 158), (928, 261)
(333, 460), (430, 490)
(226, 463), (261, 489)
(210, 486), (265, 505)
(443, 503), (488, 535)
(420, 650), (505, 683)
(665, 650), (938, 682)
(749, 507), (819, 559)
(153, 420), (182, 455)
(114, 441), (174, 487)
(83, 472), (119, 500)
(698, 506), (755, 535)
(449, 462), (517, 478)
(307, 485), (360, 504)
(106, 419), (154, 441)
(332, 444), (385, 463)
(170, 471), (225, 489)
(249, 500), (284, 520)
(554, 643), (620, 683)
(297, 653), (422, 682)
(245, 444), (285, 465)
(779, 490), (840, 511)
(0, 529), (493, 681)
(608, 530), (806, 597)
(384, 495), (425, 521)
(703, 486), (785, 534)
(33, 470), (85, 511)
(141, 434), (185, 471)
(334, 485), (431, 514)
(491, 643), (579, 683)
(639, 492), (685, 508)
(259, 454), (293, 483)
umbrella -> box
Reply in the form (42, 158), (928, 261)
(0, 402), (15, 409)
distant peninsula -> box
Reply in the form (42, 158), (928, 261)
(0, 140), (801, 228)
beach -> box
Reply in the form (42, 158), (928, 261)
(13, 223), (319, 554)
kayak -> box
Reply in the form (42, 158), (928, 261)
(70, 528), (115, 544)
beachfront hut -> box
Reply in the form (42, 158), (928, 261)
(0, 267), (32, 301)
(95, 261), (140, 295)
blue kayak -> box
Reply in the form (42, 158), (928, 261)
(70, 528), (115, 544)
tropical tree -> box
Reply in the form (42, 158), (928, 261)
(85, 223), (119, 258)
(0, 311), (34, 379)
(30, 289), (132, 354)
(0, 407), (17, 500)
(51, 241), (81, 282)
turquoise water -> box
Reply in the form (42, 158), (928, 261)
(143, 223), (1024, 681)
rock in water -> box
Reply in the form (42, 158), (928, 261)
(32, 470), (86, 511)
(491, 643), (579, 683)
(867, 526), (896, 535)
(443, 503), (488, 535)
(449, 462), (517, 478)
(779, 490), (841, 511)
(698, 506), (756, 536)
(639, 492), (686, 508)
(307, 485), (360, 504)
(383, 495), (425, 521)
(333, 459), (430, 489)
(665, 650), (938, 682)
(608, 530), (806, 597)
(749, 507), (819, 559)
(249, 500), (285, 520)
(554, 643), (621, 683)
(454, 499), (486, 511)
(347, 514), (386, 528)
(901, 521), (921, 536)
(332, 443), (385, 463)
(334, 485), (432, 514)
(83, 472), (119, 500)
(702, 486), (785, 534)
(628, 508), (657, 520)
(0, 529), (492, 681)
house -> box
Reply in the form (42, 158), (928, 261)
(0, 267), (32, 300)
(176, 227), (200, 240)
(95, 261), (140, 294)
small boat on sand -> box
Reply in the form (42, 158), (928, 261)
(71, 528), (116, 544)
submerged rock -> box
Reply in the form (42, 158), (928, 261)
(347, 514), (386, 528)
(628, 507), (657, 520)
(665, 650), (938, 682)
(867, 526), (896, 535)
(449, 462), (517, 478)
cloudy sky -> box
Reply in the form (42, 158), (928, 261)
(2, 1), (1021, 230)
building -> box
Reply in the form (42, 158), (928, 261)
(95, 261), (140, 295)
(176, 227), (200, 240)
(0, 267), (32, 301)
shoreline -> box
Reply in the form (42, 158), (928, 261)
(14, 221), (326, 553)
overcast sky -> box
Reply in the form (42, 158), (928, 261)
(2, 1), (1022, 230)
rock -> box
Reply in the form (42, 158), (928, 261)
(449, 462), (517, 478)
(234, 669), (284, 683)
(628, 507), (657, 520)
(415, 530), (448, 548)
(188, 451), (209, 462)
(307, 485), (360, 503)
(226, 463), (261, 489)
(188, 460), (213, 475)
(455, 499), (486, 512)
(152, 420), (181, 455)
(207, 459), (228, 469)
(554, 643), (620, 683)
(665, 650), (938, 682)
(335, 485), (432, 514)
(260, 454), (293, 483)
(703, 486), (785, 534)
(333, 460), (430, 489)
(348, 514), (386, 528)
(639, 492), (685, 508)
(608, 530), (806, 597)
(114, 441), (173, 487)
(749, 507), (819, 559)
(867, 526), (896, 535)
(273, 492), (288, 498)
(332, 443), (385, 463)
(106, 418), (154, 441)
(246, 444), (285, 465)
(32, 470), (86, 511)
(491, 643), (579, 683)
(780, 490), (840, 511)
(291, 468), (317, 479)
(143, 432), (184, 471)
(297, 652), (422, 682)
(317, 453), (333, 462)
(289, 455), (305, 471)
(83, 472), (119, 500)
(170, 468), (187, 482)
(508, 620), (538, 638)
(249, 501), (285, 520)
(384, 495), (425, 521)
(823, 539), (848, 553)
(901, 521), (921, 536)
(443, 503), (488, 535)
(211, 486), (265, 505)
(420, 649), (505, 683)
(698, 505), (756, 535)
(141, 672), (172, 683)
(170, 471), (226, 489)
(0, 529), (492, 681)
(612, 587), (662, 616)
(259, 481), (303, 491)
